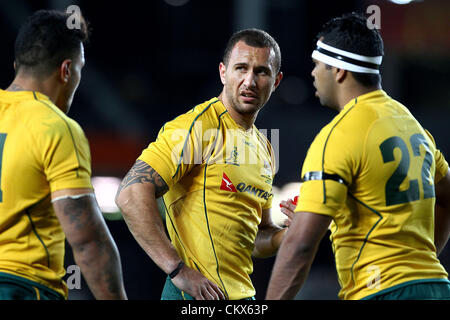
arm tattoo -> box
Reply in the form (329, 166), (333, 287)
(117, 160), (169, 198)
(55, 195), (92, 231)
(54, 195), (124, 298)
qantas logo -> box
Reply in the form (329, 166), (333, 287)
(220, 172), (272, 200)
(220, 173), (237, 192)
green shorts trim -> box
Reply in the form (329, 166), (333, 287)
(0, 272), (64, 300)
(161, 276), (195, 300)
(362, 278), (450, 300)
(160, 276), (255, 300)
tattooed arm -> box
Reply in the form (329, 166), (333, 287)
(115, 160), (176, 272)
(115, 160), (225, 300)
(52, 188), (127, 300)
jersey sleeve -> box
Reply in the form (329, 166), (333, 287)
(37, 116), (92, 192)
(138, 112), (213, 188)
(424, 129), (449, 183)
(434, 150), (449, 183)
(295, 119), (359, 218)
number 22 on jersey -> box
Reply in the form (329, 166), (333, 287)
(379, 132), (435, 206)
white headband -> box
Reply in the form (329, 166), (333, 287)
(312, 40), (382, 74)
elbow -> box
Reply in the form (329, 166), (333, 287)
(283, 234), (318, 263)
(251, 248), (268, 259)
(252, 227), (286, 259)
(114, 191), (125, 211)
(114, 186), (124, 208)
(293, 243), (318, 260)
(115, 187), (131, 214)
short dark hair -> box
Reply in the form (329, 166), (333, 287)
(317, 12), (384, 87)
(223, 28), (281, 73)
(14, 9), (90, 77)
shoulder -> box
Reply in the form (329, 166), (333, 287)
(307, 102), (378, 162)
(318, 100), (382, 147)
(161, 98), (224, 134)
(336, 102), (378, 133)
(21, 94), (86, 142)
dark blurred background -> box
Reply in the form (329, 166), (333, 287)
(1, 0), (449, 300)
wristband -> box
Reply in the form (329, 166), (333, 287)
(169, 261), (184, 279)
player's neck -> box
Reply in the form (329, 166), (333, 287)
(228, 108), (257, 131)
(7, 74), (60, 106)
(337, 84), (381, 111)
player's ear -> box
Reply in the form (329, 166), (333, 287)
(219, 62), (227, 85)
(335, 68), (347, 83)
(59, 59), (72, 84)
(272, 71), (283, 92)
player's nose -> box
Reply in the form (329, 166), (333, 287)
(243, 71), (257, 88)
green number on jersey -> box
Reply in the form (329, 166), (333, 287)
(379, 133), (435, 206)
(0, 133), (6, 202)
(410, 133), (435, 199)
(380, 136), (419, 206)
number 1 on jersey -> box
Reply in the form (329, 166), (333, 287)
(0, 133), (6, 202)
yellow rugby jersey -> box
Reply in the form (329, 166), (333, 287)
(138, 97), (275, 300)
(296, 90), (449, 300)
(0, 89), (92, 298)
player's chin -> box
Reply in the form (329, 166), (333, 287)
(315, 93), (327, 106)
(238, 103), (261, 115)
(237, 99), (263, 113)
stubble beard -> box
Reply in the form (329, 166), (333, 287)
(226, 89), (263, 116)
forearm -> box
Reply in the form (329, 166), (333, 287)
(265, 211), (331, 300)
(52, 192), (127, 300)
(265, 234), (315, 299)
(116, 160), (181, 273)
(252, 224), (286, 258)
(72, 236), (127, 299)
(119, 192), (181, 274)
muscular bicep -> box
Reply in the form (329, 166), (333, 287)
(52, 188), (109, 248)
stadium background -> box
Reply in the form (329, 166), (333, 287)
(0, 0), (449, 299)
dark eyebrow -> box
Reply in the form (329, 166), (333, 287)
(254, 65), (272, 75)
(233, 62), (248, 68)
(234, 62), (272, 75)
